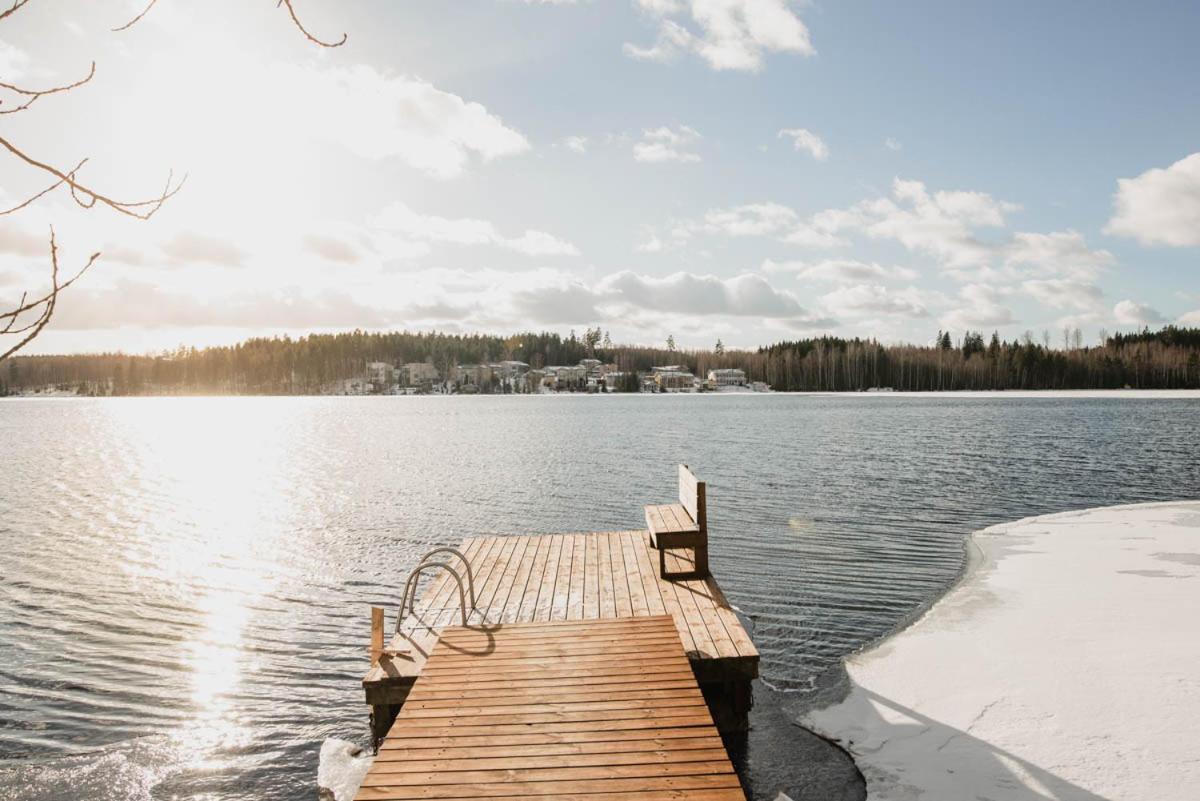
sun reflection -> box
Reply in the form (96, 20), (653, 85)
(106, 398), (299, 765)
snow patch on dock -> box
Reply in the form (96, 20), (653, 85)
(317, 739), (373, 801)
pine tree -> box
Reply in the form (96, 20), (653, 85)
(715, 338), (724, 355)
(666, 334), (676, 353)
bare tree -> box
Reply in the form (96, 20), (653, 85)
(0, 0), (346, 362)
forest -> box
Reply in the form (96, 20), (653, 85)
(4, 326), (1200, 395)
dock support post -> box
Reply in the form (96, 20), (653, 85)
(370, 606), (384, 666)
(699, 678), (753, 733)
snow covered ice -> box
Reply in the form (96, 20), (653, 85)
(804, 501), (1200, 800)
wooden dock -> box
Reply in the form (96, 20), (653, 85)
(356, 616), (747, 801)
(364, 530), (759, 742)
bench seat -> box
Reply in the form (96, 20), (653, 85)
(644, 500), (707, 580)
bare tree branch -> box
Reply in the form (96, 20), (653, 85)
(110, 0), (347, 46)
(0, 136), (185, 220)
(0, 227), (101, 361)
(278, 0), (346, 48)
(0, 0), (31, 24)
(111, 0), (159, 32)
(0, 158), (87, 216)
(0, 62), (96, 114)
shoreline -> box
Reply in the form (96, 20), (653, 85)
(801, 500), (1200, 800)
(5, 388), (1200, 400)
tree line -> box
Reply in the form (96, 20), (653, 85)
(4, 326), (1200, 395)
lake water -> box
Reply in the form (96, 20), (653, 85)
(2, 394), (1198, 800)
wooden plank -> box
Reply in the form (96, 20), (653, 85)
(662, 550), (720, 660)
(514, 533), (552, 623)
(361, 792), (746, 801)
(370, 748), (733, 772)
(495, 534), (537, 624)
(633, 537), (689, 650)
(361, 761), (737, 785)
(566, 533), (586, 620)
(533, 534), (563, 623)
(380, 727), (724, 748)
(376, 736), (725, 759)
(584, 532), (600, 619)
(356, 774), (742, 798)
(678, 464), (703, 528)
(380, 715), (718, 738)
(481, 535), (527, 621)
(605, 533), (632, 618)
(358, 616), (745, 801)
(551, 533), (574, 621)
(619, 530), (651, 617)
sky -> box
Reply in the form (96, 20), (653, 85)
(1, 0), (1199, 355)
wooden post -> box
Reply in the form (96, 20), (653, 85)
(370, 606), (384, 665)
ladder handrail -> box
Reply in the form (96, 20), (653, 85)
(414, 547), (476, 608)
(397, 562), (469, 630)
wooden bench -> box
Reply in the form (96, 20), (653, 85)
(644, 464), (708, 580)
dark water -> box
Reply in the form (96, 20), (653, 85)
(1, 395), (1198, 800)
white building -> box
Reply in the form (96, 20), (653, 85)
(655, 369), (696, 392)
(707, 368), (747, 387)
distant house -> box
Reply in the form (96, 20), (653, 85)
(366, 362), (395, 393)
(544, 365), (587, 391)
(451, 364), (494, 390)
(400, 362), (440, 392)
(655, 369), (696, 392)
(707, 368), (747, 388)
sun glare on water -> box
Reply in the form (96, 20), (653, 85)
(106, 398), (301, 764)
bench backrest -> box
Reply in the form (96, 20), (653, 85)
(678, 464), (707, 535)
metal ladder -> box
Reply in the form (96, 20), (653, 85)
(396, 547), (477, 631)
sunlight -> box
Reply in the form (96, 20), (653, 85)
(108, 398), (297, 758)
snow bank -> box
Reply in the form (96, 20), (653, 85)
(804, 501), (1200, 800)
(811, 389), (1200, 399)
(317, 739), (373, 801)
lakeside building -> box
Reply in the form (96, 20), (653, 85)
(652, 366), (697, 392)
(396, 362), (441, 394)
(707, 368), (747, 388)
(366, 362), (396, 393)
(351, 357), (759, 396)
(542, 365), (588, 391)
(451, 364), (494, 391)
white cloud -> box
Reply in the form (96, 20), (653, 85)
(0, 40), (29, 80)
(819, 284), (930, 318)
(633, 125), (702, 163)
(1022, 278), (1103, 311)
(561, 135), (589, 153)
(703, 202), (796, 235)
(1105, 153), (1200, 247)
(0, 223), (48, 258)
(884, 137), (902, 152)
(1179, 309), (1200, 326)
(778, 128), (829, 161)
(1004, 231), (1114, 279)
(626, 0), (814, 72)
(765, 258), (918, 283)
(304, 232), (363, 264)
(275, 64), (530, 179)
(162, 231), (247, 266)
(369, 202), (578, 256)
(1113, 299), (1165, 326)
(941, 284), (1015, 330)
(599, 270), (808, 317)
(50, 280), (395, 330)
(636, 232), (666, 252)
